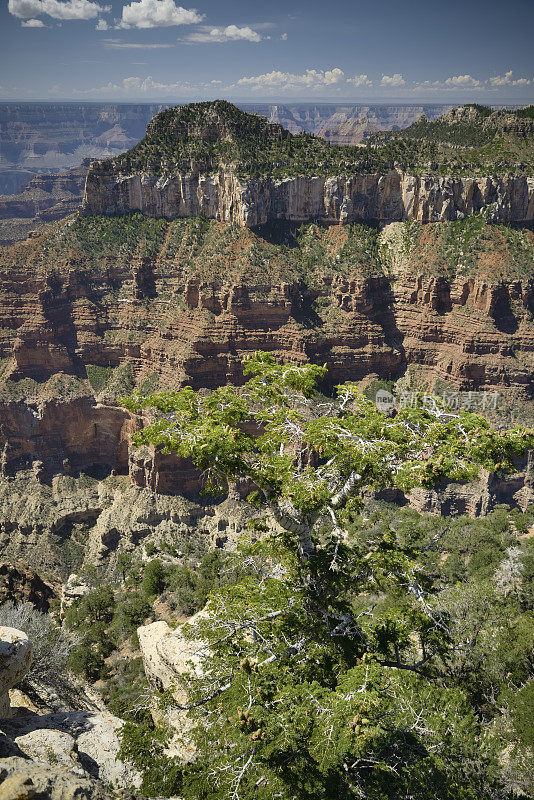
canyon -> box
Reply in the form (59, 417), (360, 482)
(0, 100), (533, 577)
(0, 102), (453, 195)
(82, 102), (534, 227)
(0, 211), (532, 547)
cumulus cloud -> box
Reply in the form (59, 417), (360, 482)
(489, 70), (531, 87)
(236, 68), (345, 92)
(445, 74), (481, 87)
(380, 73), (405, 87)
(74, 74), (193, 95)
(95, 17), (107, 29)
(8, 0), (109, 20)
(119, 0), (203, 29)
(21, 17), (46, 25)
(184, 25), (262, 43)
(347, 74), (372, 87)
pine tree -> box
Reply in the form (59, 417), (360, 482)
(121, 352), (534, 799)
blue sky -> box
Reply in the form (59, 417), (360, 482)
(1, 0), (533, 102)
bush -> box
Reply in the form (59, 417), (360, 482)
(111, 593), (152, 641)
(68, 642), (106, 681)
(0, 601), (72, 688)
(105, 657), (152, 725)
(142, 559), (166, 597)
(65, 585), (115, 629)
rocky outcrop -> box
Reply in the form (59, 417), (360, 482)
(0, 627), (33, 718)
(0, 161), (91, 246)
(138, 617), (205, 696)
(0, 398), (134, 477)
(138, 614), (208, 761)
(14, 729), (81, 771)
(0, 101), (453, 196)
(0, 563), (57, 612)
(0, 757), (115, 800)
(1, 709), (142, 790)
(83, 167), (534, 227)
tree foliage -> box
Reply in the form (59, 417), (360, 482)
(121, 353), (534, 799)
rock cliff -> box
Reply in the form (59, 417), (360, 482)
(0, 101), (453, 195)
(82, 102), (534, 226)
(0, 212), (532, 522)
(83, 167), (534, 227)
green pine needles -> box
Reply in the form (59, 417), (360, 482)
(119, 352), (534, 800)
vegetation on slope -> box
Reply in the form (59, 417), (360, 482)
(102, 100), (534, 179)
(369, 105), (534, 177)
(5, 212), (532, 284)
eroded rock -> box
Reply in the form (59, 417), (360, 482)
(0, 627), (33, 719)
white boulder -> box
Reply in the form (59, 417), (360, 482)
(0, 627), (33, 719)
(15, 729), (82, 773)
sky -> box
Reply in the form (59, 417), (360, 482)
(1, 0), (533, 103)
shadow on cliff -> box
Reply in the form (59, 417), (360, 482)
(254, 220), (302, 248)
(370, 279), (407, 379)
(490, 288), (519, 334)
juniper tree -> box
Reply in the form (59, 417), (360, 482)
(121, 353), (534, 800)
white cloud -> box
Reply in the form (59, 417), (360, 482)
(184, 24), (262, 43)
(95, 17), (107, 29)
(103, 37), (174, 47)
(236, 68), (345, 93)
(489, 70), (531, 87)
(445, 74), (480, 87)
(381, 73), (405, 87)
(21, 17), (46, 25)
(119, 0), (203, 29)
(8, 0), (109, 20)
(347, 74), (372, 87)
(74, 74), (194, 96)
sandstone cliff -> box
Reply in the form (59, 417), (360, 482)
(0, 213), (532, 493)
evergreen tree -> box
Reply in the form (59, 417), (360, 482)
(121, 353), (534, 799)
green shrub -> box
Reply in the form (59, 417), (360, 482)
(142, 559), (166, 597)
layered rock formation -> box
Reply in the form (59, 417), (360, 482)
(83, 167), (534, 227)
(242, 103), (454, 142)
(82, 102), (534, 226)
(0, 102), (166, 194)
(0, 213), (532, 520)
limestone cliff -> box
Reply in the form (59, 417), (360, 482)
(83, 166), (534, 226)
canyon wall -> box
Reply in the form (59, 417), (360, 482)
(0, 217), (533, 481)
(82, 168), (534, 227)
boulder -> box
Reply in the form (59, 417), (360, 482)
(15, 729), (81, 773)
(0, 757), (112, 800)
(0, 627), (33, 719)
(137, 613), (206, 699)
(75, 710), (142, 789)
(0, 709), (142, 791)
(137, 612), (209, 761)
